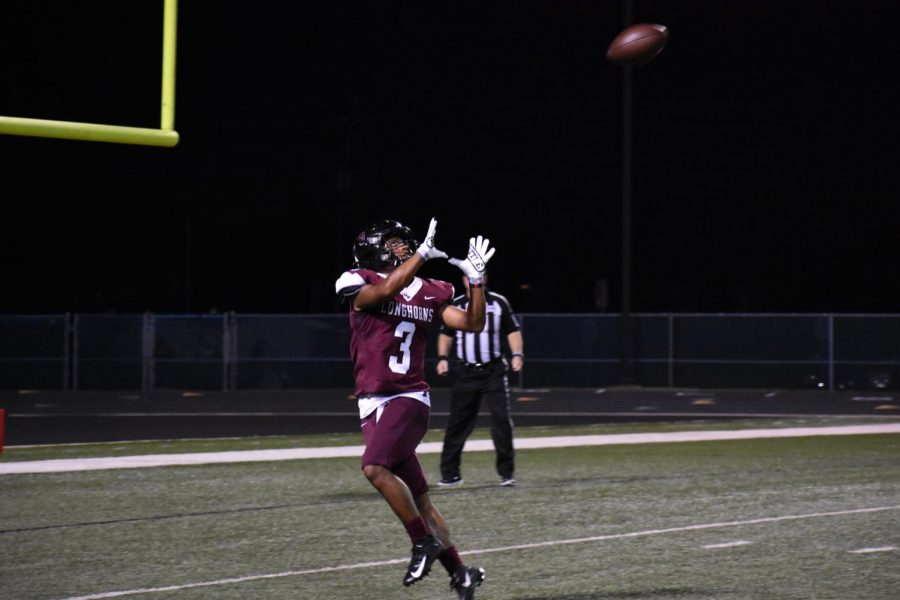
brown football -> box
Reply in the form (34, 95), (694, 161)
(606, 23), (669, 66)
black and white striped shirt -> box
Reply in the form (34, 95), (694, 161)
(440, 289), (521, 364)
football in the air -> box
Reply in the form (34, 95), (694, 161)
(606, 23), (669, 66)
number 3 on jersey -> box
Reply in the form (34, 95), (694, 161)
(389, 321), (416, 374)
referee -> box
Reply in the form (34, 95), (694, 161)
(435, 273), (524, 487)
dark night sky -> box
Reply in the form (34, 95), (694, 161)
(2, 1), (898, 315)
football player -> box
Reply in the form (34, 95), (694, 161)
(335, 217), (491, 599)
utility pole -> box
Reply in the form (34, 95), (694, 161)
(619, 0), (636, 384)
(184, 212), (193, 313)
(336, 97), (361, 291)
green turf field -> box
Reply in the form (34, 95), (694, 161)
(1, 420), (898, 599)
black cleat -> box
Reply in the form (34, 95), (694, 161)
(450, 566), (485, 600)
(403, 535), (444, 586)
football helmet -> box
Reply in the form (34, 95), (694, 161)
(353, 219), (420, 270)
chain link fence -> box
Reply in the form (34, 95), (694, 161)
(1, 313), (898, 391)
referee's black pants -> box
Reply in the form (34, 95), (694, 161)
(440, 360), (515, 480)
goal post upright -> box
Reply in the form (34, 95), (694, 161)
(161, 0), (178, 132)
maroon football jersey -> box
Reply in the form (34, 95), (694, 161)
(336, 269), (454, 397)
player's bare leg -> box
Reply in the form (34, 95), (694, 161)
(363, 464), (444, 586)
(416, 492), (485, 599)
(363, 464), (420, 522)
(415, 492), (449, 546)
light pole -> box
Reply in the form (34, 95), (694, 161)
(619, 0), (636, 384)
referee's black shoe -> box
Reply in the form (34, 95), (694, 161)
(437, 475), (464, 487)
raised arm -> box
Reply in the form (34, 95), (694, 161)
(353, 218), (447, 310)
(440, 284), (486, 332)
(439, 236), (495, 332)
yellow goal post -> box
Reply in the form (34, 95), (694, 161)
(0, 0), (180, 147)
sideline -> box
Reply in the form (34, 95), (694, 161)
(2, 422), (899, 475)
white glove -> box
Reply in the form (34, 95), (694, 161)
(449, 235), (495, 284)
(415, 218), (448, 261)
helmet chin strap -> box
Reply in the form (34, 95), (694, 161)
(391, 252), (413, 267)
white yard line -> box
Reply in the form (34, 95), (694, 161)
(702, 540), (753, 549)
(56, 505), (900, 600)
(848, 546), (896, 554)
(3, 423), (900, 475)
